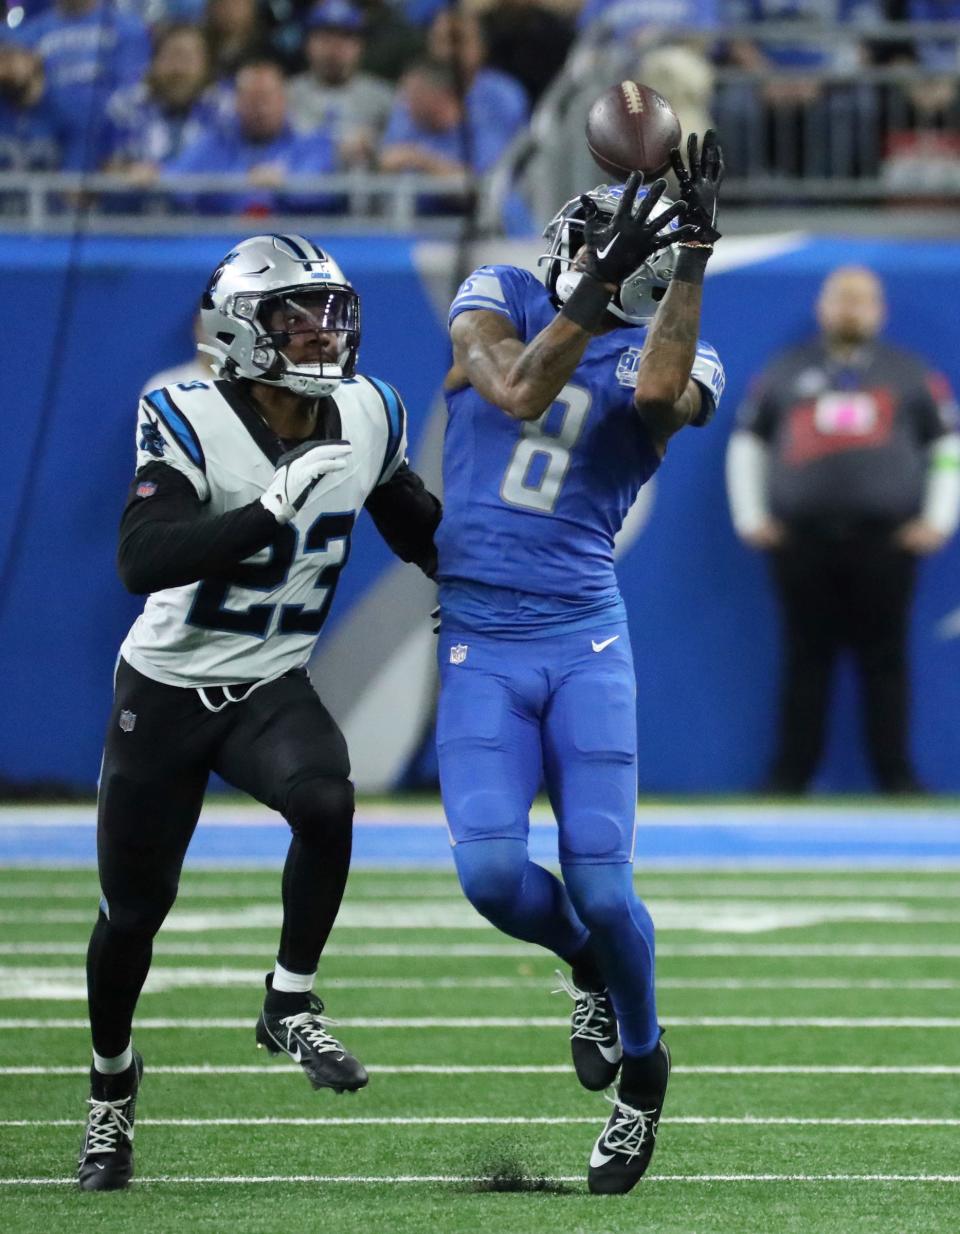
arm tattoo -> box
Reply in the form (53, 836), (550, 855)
(451, 310), (592, 421)
(636, 279), (702, 406)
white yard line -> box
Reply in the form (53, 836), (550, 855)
(3, 1062), (960, 1076)
(1, 1173), (959, 1186)
(3, 901), (959, 932)
(3, 1016), (960, 1029)
(1, 968), (957, 995)
(3, 941), (960, 959)
(2, 1115), (959, 1129)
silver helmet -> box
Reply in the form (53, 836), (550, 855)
(540, 183), (682, 326)
(199, 234), (360, 398)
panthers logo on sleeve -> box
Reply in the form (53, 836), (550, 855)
(138, 418), (166, 459)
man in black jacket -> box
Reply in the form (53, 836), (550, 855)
(77, 233), (440, 1191)
(727, 265), (960, 793)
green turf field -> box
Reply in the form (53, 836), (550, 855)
(1, 864), (959, 1233)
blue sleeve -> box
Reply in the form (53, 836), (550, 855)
(577, 0), (609, 30)
(292, 129), (336, 173)
(116, 17), (152, 88)
(470, 119), (513, 174)
(691, 339), (725, 425)
(448, 265), (540, 335)
(162, 130), (220, 211)
(164, 131), (216, 174)
(382, 101), (416, 147)
(278, 131), (340, 212)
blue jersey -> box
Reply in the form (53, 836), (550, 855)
(437, 264), (724, 633)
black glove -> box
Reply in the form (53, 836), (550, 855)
(669, 130), (724, 246)
(577, 174), (690, 286)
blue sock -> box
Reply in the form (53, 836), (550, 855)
(561, 861), (659, 1056)
(453, 837), (589, 961)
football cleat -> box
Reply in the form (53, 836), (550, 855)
(77, 1051), (143, 1191)
(256, 990), (368, 1093)
(554, 970), (622, 1091)
(587, 1036), (671, 1195)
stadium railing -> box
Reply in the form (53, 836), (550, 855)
(479, 20), (960, 233)
(0, 170), (475, 234)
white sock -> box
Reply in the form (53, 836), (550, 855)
(272, 962), (315, 994)
(93, 1044), (133, 1075)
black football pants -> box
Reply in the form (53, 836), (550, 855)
(766, 523), (918, 793)
(87, 657), (353, 1057)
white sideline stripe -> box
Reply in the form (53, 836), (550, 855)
(5, 798), (959, 824)
(4, 1016), (960, 1029)
(2, 1173), (960, 1187)
(2, 968), (957, 995)
(4, 941), (960, 959)
(4, 1115), (960, 1129)
(4, 1063), (960, 1077)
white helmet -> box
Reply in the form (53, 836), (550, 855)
(199, 234), (360, 398)
(539, 183), (682, 326)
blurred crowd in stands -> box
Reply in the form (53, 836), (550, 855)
(1, 0), (959, 222)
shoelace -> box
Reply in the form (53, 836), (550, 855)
(83, 1096), (134, 1155)
(553, 970), (614, 1043)
(599, 1091), (659, 1163)
(280, 1010), (346, 1056)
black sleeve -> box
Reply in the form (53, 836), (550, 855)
(364, 462), (442, 579)
(736, 369), (780, 441)
(906, 367), (959, 445)
(117, 462), (280, 595)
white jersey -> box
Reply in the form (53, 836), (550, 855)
(121, 375), (407, 688)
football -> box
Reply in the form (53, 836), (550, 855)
(585, 81), (682, 181)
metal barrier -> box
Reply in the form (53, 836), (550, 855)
(0, 170), (477, 235)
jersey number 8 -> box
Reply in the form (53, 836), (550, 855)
(500, 384), (591, 514)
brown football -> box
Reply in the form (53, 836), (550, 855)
(585, 81), (682, 181)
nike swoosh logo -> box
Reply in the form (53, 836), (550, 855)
(597, 1040), (623, 1064)
(289, 1045), (303, 1063)
(596, 235), (618, 261)
(592, 635), (620, 653)
(94, 1163), (105, 1170)
(590, 1141), (616, 1169)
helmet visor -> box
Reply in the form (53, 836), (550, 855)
(256, 287), (358, 341)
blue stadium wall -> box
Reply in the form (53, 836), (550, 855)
(2, 233), (959, 794)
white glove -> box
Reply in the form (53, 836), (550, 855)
(260, 440), (352, 524)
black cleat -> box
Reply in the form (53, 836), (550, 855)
(554, 970), (622, 1091)
(77, 1051), (143, 1192)
(256, 988), (368, 1093)
(588, 1036), (671, 1195)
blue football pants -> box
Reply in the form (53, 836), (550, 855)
(436, 622), (659, 1056)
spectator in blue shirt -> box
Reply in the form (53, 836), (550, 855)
(425, 7), (528, 141)
(576, 0), (720, 37)
(379, 57), (506, 178)
(0, 41), (62, 171)
(164, 59), (337, 215)
(12, 0), (150, 169)
(104, 25), (229, 182)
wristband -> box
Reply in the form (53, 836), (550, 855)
(560, 275), (613, 331)
(674, 245), (712, 286)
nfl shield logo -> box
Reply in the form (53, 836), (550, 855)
(119, 710), (137, 733)
(449, 643), (468, 665)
